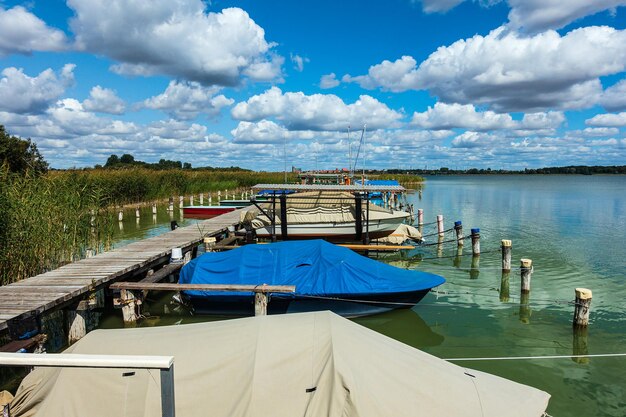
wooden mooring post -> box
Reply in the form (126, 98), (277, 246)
(152, 203), (157, 215)
(573, 288), (592, 327)
(470, 255), (480, 280)
(454, 221), (464, 246)
(437, 215), (444, 237)
(179, 196), (184, 207)
(118, 209), (123, 221)
(417, 209), (424, 226)
(500, 271), (510, 302)
(520, 259), (533, 293)
(199, 193), (204, 205)
(190, 195), (194, 206)
(501, 240), (512, 271)
(255, 292), (268, 316)
(168, 197), (174, 212)
(135, 207), (140, 218)
(471, 228), (480, 255)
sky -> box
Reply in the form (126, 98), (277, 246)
(0, 0), (625, 171)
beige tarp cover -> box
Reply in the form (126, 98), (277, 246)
(9, 311), (550, 417)
(374, 224), (422, 245)
(242, 191), (409, 228)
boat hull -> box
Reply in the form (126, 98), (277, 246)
(182, 205), (242, 218)
(182, 289), (431, 318)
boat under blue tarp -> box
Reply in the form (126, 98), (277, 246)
(179, 240), (445, 317)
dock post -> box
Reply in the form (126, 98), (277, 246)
(67, 302), (88, 344)
(199, 193), (204, 205)
(501, 240), (512, 271)
(118, 209), (123, 221)
(520, 259), (533, 293)
(135, 207), (140, 218)
(437, 235), (444, 258)
(471, 228), (480, 255)
(572, 326), (589, 364)
(179, 196), (184, 207)
(519, 292), (531, 324)
(454, 221), (464, 246)
(417, 209), (424, 226)
(152, 203), (157, 215)
(217, 191), (221, 202)
(254, 291), (268, 316)
(190, 195), (194, 206)
(573, 288), (592, 327)
(204, 237), (216, 252)
(168, 197), (174, 212)
(437, 215), (444, 237)
(209, 193), (212, 205)
(120, 289), (138, 325)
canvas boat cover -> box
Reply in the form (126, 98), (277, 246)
(8, 311), (550, 417)
(241, 191), (407, 228)
(373, 224), (422, 245)
(179, 240), (444, 298)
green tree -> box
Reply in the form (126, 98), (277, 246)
(120, 154), (135, 164)
(0, 125), (48, 174)
(105, 154), (120, 167)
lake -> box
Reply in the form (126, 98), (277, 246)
(107, 175), (626, 416)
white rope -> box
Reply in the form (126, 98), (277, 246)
(444, 353), (626, 361)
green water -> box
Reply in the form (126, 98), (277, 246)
(105, 175), (625, 416)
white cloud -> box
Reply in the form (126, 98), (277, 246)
(416, 1), (626, 32)
(143, 81), (234, 120)
(0, 64), (75, 114)
(347, 26), (626, 112)
(519, 112), (566, 129)
(411, 102), (515, 130)
(0, 6), (68, 56)
(343, 56), (418, 93)
(67, 1), (282, 86)
(507, 0), (626, 32)
(83, 86), (126, 115)
(231, 87), (403, 131)
(231, 120), (288, 144)
(320, 73), (340, 89)
(586, 112), (626, 127)
(290, 54), (309, 72)
(568, 127), (620, 137)
(451, 131), (499, 148)
(600, 79), (626, 112)
(420, 0), (466, 13)
(46, 98), (136, 136)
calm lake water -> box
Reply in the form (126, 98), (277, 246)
(105, 175), (626, 416)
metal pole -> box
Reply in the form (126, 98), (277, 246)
(160, 365), (176, 417)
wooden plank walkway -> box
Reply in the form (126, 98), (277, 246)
(0, 209), (245, 332)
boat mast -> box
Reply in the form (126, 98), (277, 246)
(351, 124), (367, 181)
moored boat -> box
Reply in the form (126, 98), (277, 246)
(179, 239), (445, 317)
(182, 205), (243, 218)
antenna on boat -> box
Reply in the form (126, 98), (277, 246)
(347, 125), (352, 177)
(352, 124), (366, 180)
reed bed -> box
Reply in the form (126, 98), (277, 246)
(0, 169), (114, 285)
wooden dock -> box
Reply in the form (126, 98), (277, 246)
(0, 209), (245, 333)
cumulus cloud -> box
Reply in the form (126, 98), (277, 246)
(586, 112), (626, 127)
(507, 0), (626, 33)
(0, 6), (68, 56)
(0, 64), (75, 114)
(347, 26), (626, 112)
(83, 86), (126, 115)
(600, 79), (626, 112)
(416, 1), (626, 32)
(67, 0), (282, 85)
(320, 73), (340, 89)
(568, 127), (620, 137)
(231, 120), (288, 144)
(451, 131), (499, 148)
(411, 103), (515, 130)
(231, 87), (403, 131)
(143, 81), (234, 120)
(47, 98), (136, 136)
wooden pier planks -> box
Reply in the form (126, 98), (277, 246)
(0, 209), (245, 332)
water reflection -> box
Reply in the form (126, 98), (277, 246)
(353, 308), (444, 349)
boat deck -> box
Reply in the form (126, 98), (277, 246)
(0, 209), (245, 332)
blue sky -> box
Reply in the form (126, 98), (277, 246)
(0, 0), (625, 170)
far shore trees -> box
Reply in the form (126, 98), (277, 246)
(0, 125), (48, 175)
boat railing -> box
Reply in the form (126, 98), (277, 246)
(0, 352), (176, 417)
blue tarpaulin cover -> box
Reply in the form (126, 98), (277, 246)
(179, 240), (445, 298)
